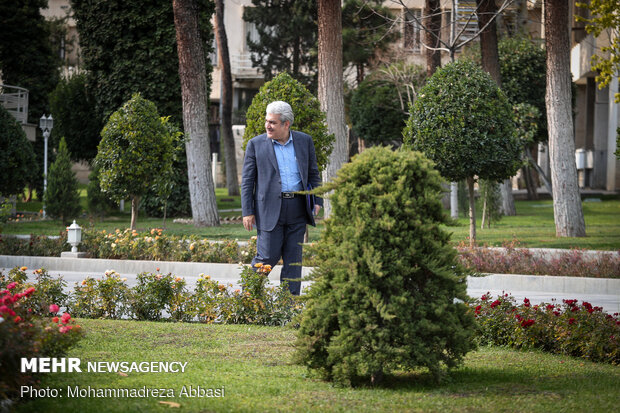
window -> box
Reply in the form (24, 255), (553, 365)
(404, 9), (422, 53)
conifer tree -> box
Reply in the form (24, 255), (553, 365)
(295, 147), (476, 386)
(44, 137), (81, 224)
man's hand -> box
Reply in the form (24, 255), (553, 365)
(313, 205), (321, 217)
(243, 215), (256, 231)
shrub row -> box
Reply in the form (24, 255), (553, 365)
(457, 240), (620, 278)
(1, 265), (301, 327)
(470, 292), (619, 364)
(1, 230), (618, 279)
(1, 267), (83, 401)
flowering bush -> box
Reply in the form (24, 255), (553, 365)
(129, 271), (178, 321)
(69, 270), (130, 319)
(471, 293), (619, 364)
(0, 278), (82, 400)
(0, 267), (68, 316)
(458, 240), (620, 278)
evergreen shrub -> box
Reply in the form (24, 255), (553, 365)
(242, 72), (334, 171)
(295, 147), (477, 386)
(44, 137), (82, 224)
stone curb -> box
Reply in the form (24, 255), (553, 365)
(2, 255), (619, 295)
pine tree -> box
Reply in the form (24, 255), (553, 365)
(44, 137), (81, 224)
(295, 147), (476, 386)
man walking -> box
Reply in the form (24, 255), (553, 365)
(241, 101), (322, 295)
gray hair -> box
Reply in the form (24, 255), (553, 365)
(266, 101), (294, 125)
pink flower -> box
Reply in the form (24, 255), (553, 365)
(60, 313), (71, 324)
(7, 282), (16, 290)
(0, 305), (9, 314)
(59, 326), (68, 333)
(49, 304), (60, 313)
(23, 287), (35, 296)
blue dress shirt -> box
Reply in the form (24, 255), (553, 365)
(273, 133), (303, 192)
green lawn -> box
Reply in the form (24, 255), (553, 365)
(17, 319), (620, 413)
(4, 196), (620, 250)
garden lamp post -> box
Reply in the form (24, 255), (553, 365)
(66, 220), (82, 253)
(39, 114), (53, 218)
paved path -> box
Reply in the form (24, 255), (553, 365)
(2, 255), (619, 313)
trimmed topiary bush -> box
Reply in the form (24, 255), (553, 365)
(242, 72), (334, 171)
(403, 60), (522, 246)
(294, 147), (477, 386)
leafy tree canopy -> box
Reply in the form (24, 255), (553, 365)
(95, 93), (177, 203)
(403, 60), (521, 183)
(71, 0), (214, 126)
(243, 0), (318, 90)
(0, 106), (36, 196)
(243, 73), (334, 171)
(49, 73), (102, 162)
(349, 78), (407, 146)
(577, 0), (620, 102)
(0, 0), (59, 123)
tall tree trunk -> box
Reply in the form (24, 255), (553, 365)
(467, 176), (476, 247)
(424, 0), (442, 77)
(477, 0), (516, 216)
(318, 0), (347, 218)
(130, 195), (140, 231)
(544, 0), (586, 237)
(173, 0), (219, 227)
(214, 0), (239, 196)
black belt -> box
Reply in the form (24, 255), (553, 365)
(281, 192), (299, 199)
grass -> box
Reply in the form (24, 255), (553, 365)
(3, 194), (620, 250)
(17, 319), (620, 413)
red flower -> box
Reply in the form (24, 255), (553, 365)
(60, 313), (71, 324)
(553, 311), (561, 316)
(52, 316), (59, 323)
(582, 301), (593, 311)
(23, 287), (35, 296)
(521, 319), (535, 328)
(515, 314), (522, 321)
(481, 294), (488, 301)
(571, 306), (579, 312)
(563, 299), (578, 306)
(7, 282), (16, 290)
(490, 300), (501, 308)
(475, 305), (481, 315)
(49, 304), (60, 313)
(569, 318), (576, 325)
(523, 298), (530, 307)
(0, 305), (9, 314)
(546, 304), (555, 311)
(14, 316), (22, 323)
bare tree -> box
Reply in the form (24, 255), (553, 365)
(544, 0), (585, 237)
(214, 0), (240, 196)
(172, 0), (219, 226)
(476, 0), (516, 215)
(318, 0), (348, 218)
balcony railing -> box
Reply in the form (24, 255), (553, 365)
(0, 84), (29, 124)
(230, 53), (262, 78)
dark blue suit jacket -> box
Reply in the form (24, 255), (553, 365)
(241, 130), (323, 231)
